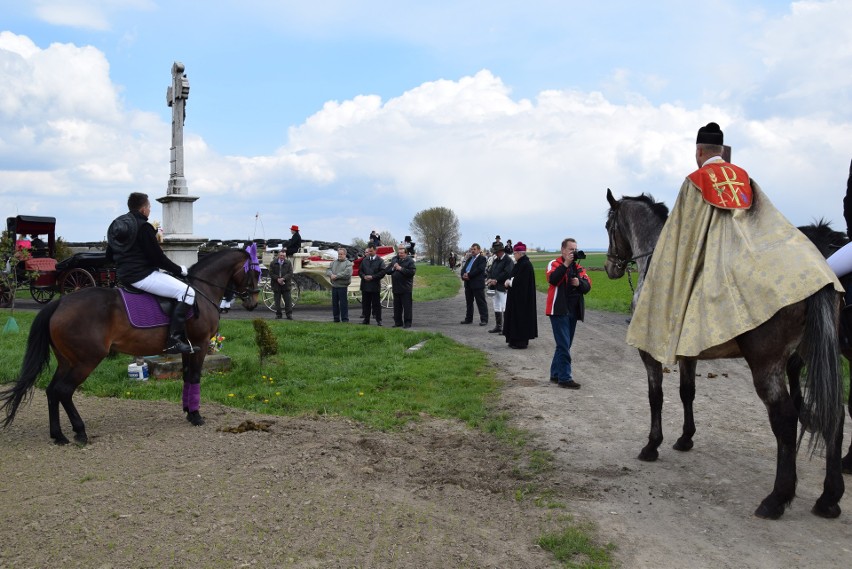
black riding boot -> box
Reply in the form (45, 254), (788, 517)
(488, 312), (503, 333)
(165, 301), (197, 354)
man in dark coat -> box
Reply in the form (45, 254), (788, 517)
(460, 243), (488, 326)
(502, 242), (537, 349)
(269, 249), (294, 319)
(385, 243), (416, 328)
(359, 245), (385, 326)
(285, 225), (302, 257)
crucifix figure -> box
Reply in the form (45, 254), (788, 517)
(166, 61), (190, 195)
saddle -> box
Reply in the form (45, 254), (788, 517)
(118, 287), (196, 329)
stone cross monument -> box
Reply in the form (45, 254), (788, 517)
(157, 61), (204, 267)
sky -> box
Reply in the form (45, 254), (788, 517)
(2, 1), (852, 252)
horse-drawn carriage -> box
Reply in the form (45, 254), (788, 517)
(259, 243), (396, 312)
(1, 215), (117, 307)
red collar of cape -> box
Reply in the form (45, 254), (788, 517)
(687, 161), (753, 210)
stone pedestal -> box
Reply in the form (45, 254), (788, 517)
(143, 354), (232, 380)
(157, 193), (204, 267)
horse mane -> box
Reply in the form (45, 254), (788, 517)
(621, 193), (669, 223)
(188, 248), (249, 276)
(797, 218), (848, 257)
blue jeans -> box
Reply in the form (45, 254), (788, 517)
(331, 287), (349, 322)
(549, 314), (577, 382)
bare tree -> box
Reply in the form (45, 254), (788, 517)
(410, 207), (460, 265)
(379, 230), (396, 247)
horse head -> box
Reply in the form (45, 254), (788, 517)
(190, 249), (261, 311)
(604, 188), (668, 280)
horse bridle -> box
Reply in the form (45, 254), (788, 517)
(187, 261), (262, 309)
(606, 207), (654, 293)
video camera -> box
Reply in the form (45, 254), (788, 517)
(572, 250), (586, 264)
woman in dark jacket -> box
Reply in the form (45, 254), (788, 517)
(502, 242), (537, 349)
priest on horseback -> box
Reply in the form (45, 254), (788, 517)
(626, 122), (841, 364)
(106, 192), (197, 354)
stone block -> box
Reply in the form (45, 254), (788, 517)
(142, 354), (231, 380)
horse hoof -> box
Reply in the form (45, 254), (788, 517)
(673, 438), (693, 452)
(74, 433), (89, 446)
(186, 411), (205, 426)
(638, 448), (659, 462)
(53, 435), (70, 446)
(812, 499), (841, 519)
(754, 497), (786, 520)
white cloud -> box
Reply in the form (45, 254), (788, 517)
(31, 0), (155, 31)
(2, 12), (852, 249)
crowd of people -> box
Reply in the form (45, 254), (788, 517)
(106, 121), (852, 395)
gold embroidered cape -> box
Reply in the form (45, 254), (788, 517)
(625, 174), (842, 364)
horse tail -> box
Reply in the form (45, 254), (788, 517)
(0, 300), (59, 428)
(798, 284), (844, 451)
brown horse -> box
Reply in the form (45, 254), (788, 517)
(605, 189), (845, 519)
(0, 248), (260, 444)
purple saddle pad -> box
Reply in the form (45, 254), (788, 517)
(118, 288), (194, 329)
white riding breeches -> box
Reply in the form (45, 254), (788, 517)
(491, 290), (507, 312)
(827, 241), (852, 278)
(133, 271), (195, 304)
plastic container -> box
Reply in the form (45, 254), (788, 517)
(128, 358), (149, 381)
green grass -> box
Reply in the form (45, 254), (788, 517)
(528, 252), (633, 313)
(538, 516), (618, 569)
(0, 312), (495, 432)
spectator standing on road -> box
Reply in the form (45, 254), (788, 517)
(460, 243), (488, 326)
(485, 244), (513, 334)
(386, 243), (416, 328)
(502, 242), (537, 349)
(545, 238), (591, 389)
(269, 250), (294, 320)
(359, 244), (385, 326)
(327, 247), (353, 323)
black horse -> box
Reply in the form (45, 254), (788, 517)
(0, 249), (260, 444)
(605, 189), (845, 519)
(794, 220), (852, 474)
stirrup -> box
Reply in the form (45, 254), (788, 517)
(164, 337), (198, 354)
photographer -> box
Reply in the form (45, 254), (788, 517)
(545, 238), (592, 389)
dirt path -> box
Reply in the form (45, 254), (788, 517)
(2, 289), (851, 568)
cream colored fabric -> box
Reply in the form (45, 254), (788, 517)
(626, 176), (842, 364)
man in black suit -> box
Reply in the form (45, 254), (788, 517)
(359, 245), (385, 326)
(460, 243), (488, 326)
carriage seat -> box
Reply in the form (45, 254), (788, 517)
(24, 257), (56, 273)
(376, 246), (395, 257)
(352, 257), (363, 277)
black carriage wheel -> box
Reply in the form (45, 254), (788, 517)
(30, 284), (56, 304)
(61, 268), (96, 295)
(0, 285), (12, 308)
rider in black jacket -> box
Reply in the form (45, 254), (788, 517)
(106, 192), (196, 354)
